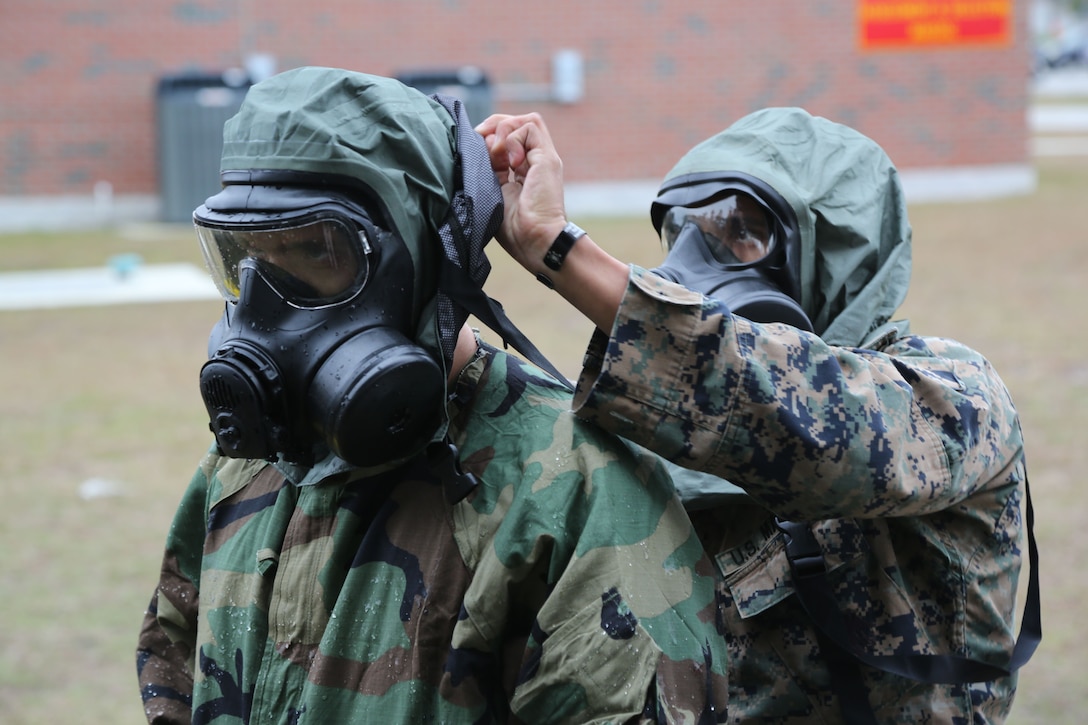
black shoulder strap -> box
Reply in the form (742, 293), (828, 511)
(778, 476), (1040, 719)
(437, 253), (573, 390)
(427, 91), (573, 391)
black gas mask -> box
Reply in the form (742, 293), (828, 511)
(193, 183), (444, 468)
(651, 175), (812, 332)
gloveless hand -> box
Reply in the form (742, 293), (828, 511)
(476, 113), (569, 275)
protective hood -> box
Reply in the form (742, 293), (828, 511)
(217, 66), (503, 369)
(659, 107), (912, 347)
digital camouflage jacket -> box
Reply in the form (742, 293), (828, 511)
(137, 341), (729, 724)
(572, 109), (1029, 723)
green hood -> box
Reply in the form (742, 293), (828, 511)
(217, 67), (514, 380)
(220, 67), (457, 278)
(661, 107), (912, 347)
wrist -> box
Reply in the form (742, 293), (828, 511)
(537, 233), (628, 333)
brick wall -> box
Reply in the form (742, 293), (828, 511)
(0, 0), (1030, 203)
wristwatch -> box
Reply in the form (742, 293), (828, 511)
(543, 221), (586, 270)
(536, 221), (586, 287)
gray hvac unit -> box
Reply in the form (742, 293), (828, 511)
(156, 72), (251, 223)
(396, 67), (493, 125)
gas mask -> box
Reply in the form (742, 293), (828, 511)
(651, 177), (813, 332)
(194, 184), (444, 468)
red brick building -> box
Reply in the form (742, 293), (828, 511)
(0, 0), (1033, 229)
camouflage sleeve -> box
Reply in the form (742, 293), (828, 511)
(136, 452), (218, 723)
(572, 266), (1024, 521)
(450, 350), (728, 724)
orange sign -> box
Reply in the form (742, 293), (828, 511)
(859, 0), (1012, 49)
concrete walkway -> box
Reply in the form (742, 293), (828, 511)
(0, 262), (219, 310)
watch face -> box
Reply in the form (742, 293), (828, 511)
(543, 222), (585, 271)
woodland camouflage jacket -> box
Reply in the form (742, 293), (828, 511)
(137, 341), (729, 724)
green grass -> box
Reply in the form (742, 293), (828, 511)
(2, 158), (1086, 722)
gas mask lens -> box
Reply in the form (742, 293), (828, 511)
(196, 215), (370, 306)
(660, 193), (775, 266)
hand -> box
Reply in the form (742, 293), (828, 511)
(477, 113), (628, 333)
(475, 113), (568, 273)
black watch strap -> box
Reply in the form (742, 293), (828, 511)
(542, 221), (586, 271)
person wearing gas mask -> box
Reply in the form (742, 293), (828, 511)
(135, 68), (730, 725)
(476, 108), (1038, 723)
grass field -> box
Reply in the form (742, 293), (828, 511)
(1, 157), (1086, 723)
